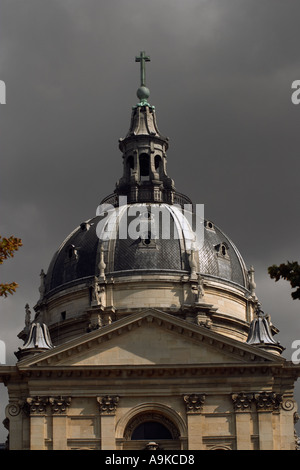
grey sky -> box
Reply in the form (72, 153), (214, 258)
(1, 0), (300, 441)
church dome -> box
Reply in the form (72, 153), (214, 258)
(29, 52), (261, 348)
(43, 207), (249, 298)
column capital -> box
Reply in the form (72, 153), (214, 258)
(183, 394), (205, 414)
(49, 396), (72, 414)
(97, 395), (119, 415)
(232, 393), (253, 411)
(26, 396), (48, 415)
(254, 392), (282, 412)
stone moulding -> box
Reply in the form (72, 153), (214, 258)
(15, 362), (287, 381)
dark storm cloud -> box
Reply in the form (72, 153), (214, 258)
(1, 0), (300, 439)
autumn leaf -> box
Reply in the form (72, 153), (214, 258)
(0, 235), (22, 297)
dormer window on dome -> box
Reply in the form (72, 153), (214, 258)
(215, 242), (229, 259)
(66, 244), (78, 261)
(205, 220), (215, 231)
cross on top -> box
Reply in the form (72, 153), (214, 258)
(135, 51), (150, 87)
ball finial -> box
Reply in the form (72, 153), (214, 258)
(137, 86), (150, 101)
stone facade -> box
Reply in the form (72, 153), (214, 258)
(2, 309), (300, 450)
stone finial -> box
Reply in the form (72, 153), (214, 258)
(91, 276), (100, 306)
(195, 273), (205, 302)
(39, 269), (46, 299)
(25, 304), (31, 328)
(91, 277), (106, 308)
(189, 249), (198, 280)
(98, 245), (106, 280)
(248, 265), (257, 300)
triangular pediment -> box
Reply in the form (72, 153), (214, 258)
(17, 309), (284, 369)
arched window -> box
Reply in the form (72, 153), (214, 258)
(154, 155), (161, 170)
(131, 421), (172, 440)
(139, 153), (150, 180)
(120, 408), (184, 451)
(154, 155), (162, 179)
(124, 412), (180, 441)
(127, 155), (134, 178)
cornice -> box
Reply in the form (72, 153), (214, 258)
(16, 309), (287, 370)
(4, 361), (300, 384)
(16, 362), (288, 379)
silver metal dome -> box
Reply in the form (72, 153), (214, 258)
(43, 203), (249, 298)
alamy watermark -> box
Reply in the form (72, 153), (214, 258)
(0, 80), (6, 104)
(291, 340), (300, 364)
(291, 80), (300, 105)
(95, 196), (204, 250)
(0, 340), (6, 364)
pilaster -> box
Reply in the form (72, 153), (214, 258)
(5, 402), (23, 450)
(97, 395), (119, 450)
(254, 392), (282, 450)
(232, 393), (253, 450)
(49, 396), (71, 450)
(26, 396), (48, 450)
(183, 394), (205, 450)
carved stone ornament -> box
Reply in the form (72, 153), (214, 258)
(87, 312), (103, 331)
(183, 394), (205, 414)
(282, 398), (295, 412)
(26, 396), (48, 414)
(232, 393), (253, 411)
(254, 392), (282, 411)
(97, 395), (119, 414)
(49, 396), (72, 414)
(6, 403), (21, 417)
